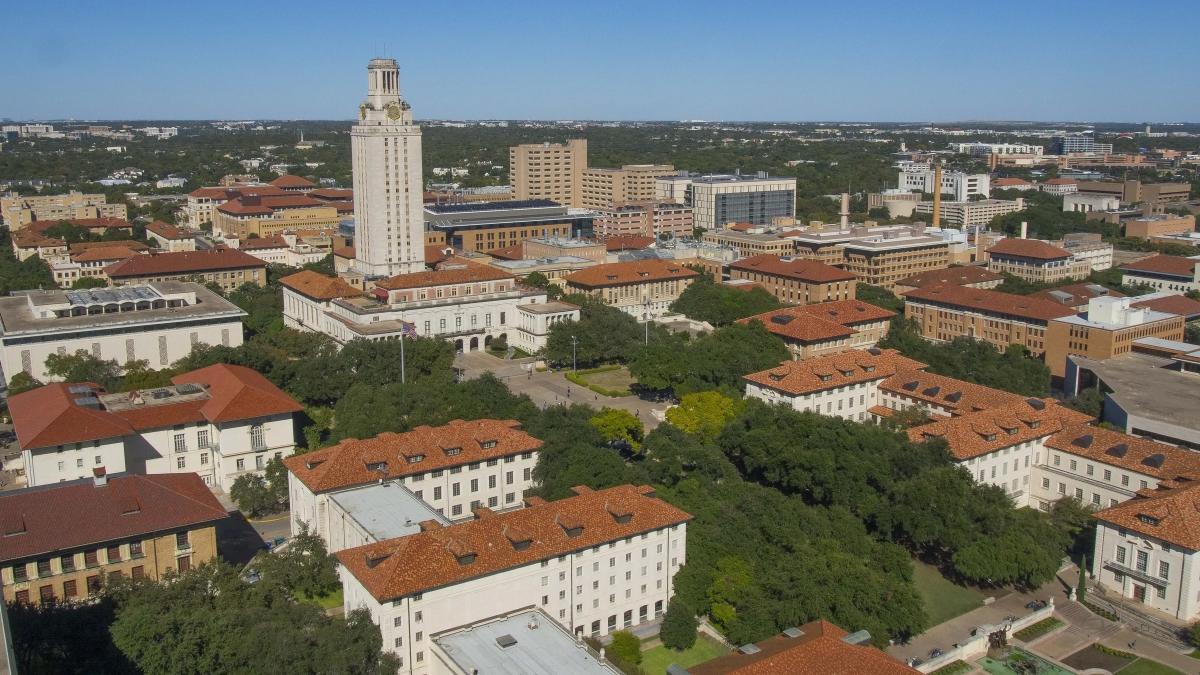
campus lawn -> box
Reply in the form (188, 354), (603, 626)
(641, 635), (730, 675)
(1118, 659), (1184, 675)
(912, 561), (986, 626)
(296, 587), (343, 610)
(567, 365), (637, 397)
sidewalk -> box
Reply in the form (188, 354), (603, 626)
(1100, 628), (1200, 674)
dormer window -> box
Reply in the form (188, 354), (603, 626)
(366, 461), (388, 472)
(480, 440), (497, 449)
(407, 454), (425, 464)
(982, 433), (997, 442)
(444, 447), (462, 457)
(1137, 514), (1160, 526)
(862, 365), (875, 373)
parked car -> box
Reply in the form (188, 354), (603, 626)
(1025, 599), (1047, 610)
(929, 648), (943, 658)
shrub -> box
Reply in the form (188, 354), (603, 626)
(660, 600), (698, 650)
(608, 630), (642, 664)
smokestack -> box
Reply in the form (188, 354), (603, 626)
(1020, 221), (1028, 239)
(839, 193), (849, 228)
(931, 163), (943, 228)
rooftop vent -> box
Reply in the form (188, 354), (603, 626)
(556, 514), (584, 538)
(1073, 434), (1095, 449)
(841, 629), (872, 645)
(1026, 398), (1047, 411)
(737, 644), (762, 655)
(496, 634), (518, 649)
(781, 627), (804, 638)
(922, 386), (941, 397)
(1105, 443), (1129, 458)
(1142, 454), (1166, 469)
(867, 348), (882, 355)
(2, 514), (26, 537)
(945, 391), (963, 403)
(365, 551), (391, 568)
(606, 501), (633, 524)
(770, 315), (795, 325)
(902, 381), (919, 392)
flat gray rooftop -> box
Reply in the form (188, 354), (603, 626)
(328, 481), (448, 541)
(1075, 355), (1200, 429)
(0, 281), (245, 336)
(434, 609), (619, 675)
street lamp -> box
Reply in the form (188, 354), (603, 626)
(644, 299), (651, 345)
(571, 335), (578, 372)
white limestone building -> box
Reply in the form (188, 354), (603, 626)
(0, 283), (245, 383)
(8, 364), (302, 490)
(335, 484), (690, 673)
(898, 169), (990, 201)
(352, 58), (425, 277)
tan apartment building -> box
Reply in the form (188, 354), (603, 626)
(901, 284), (1076, 356)
(564, 259), (698, 319)
(913, 198), (1024, 227)
(986, 238), (1091, 284)
(522, 237), (607, 263)
(728, 254), (856, 305)
(840, 235), (951, 289)
(213, 195), (346, 239)
(595, 203), (694, 239)
(701, 229), (796, 257)
(1077, 180), (1191, 206)
(1044, 296), (1186, 378)
(580, 164), (674, 209)
(1125, 213), (1195, 239)
(0, 471), (225, 606)
(105, 248), (268, 292)
(1, 191), (127, 230)
(509, 139), (588, 207)
(739, 299), (894, 360)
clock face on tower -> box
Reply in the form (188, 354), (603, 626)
(386, 102), (402, 120)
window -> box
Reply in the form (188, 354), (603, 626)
(131, 566), (144, 579)
(177, 556), (191, 572)
(1116, 546), (1126, 564)
(1159, 561), (1170, 579)
(451, 504), (462, 516)
(250, 424), (265, 450)
(452, 483), (461, 497)
(86, 575), (101, 593)
(60, 554), (75, 573)
(173, 433), (187, 453)
(1157, 586), (1167, 600)
(176, 531), (190, 550)
(176, 456), (186, 469)
(84, 550), (99, 568)
(107, 545), (121, 563)
(416, 652), (423, 663)
(12, 564), (27, 582)
(36, 559), (51, 577)
(1042, 477), (1050, 489)
(433, 487), (442, 500)
(130, 541), (143, 558)
(236, 458), (245, 471)
(1136, 550), (1148, 573)
(415, 631), (423, 642)
(198, 429), (209, 448)
(470, 479), (478, 493)
(62, 579), (77, 598)
(14, 590), (28, 605)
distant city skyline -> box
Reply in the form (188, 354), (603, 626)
(2, 0), (1198, 122)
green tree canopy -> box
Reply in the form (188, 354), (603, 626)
(669, 275), (780, 326)
(665, 391), (742, 441)
(589, 407), (644, 450)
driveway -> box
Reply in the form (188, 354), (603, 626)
(454, 352), (669, 430)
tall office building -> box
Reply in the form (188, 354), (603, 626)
(1051, 135), (1114, 155)
(580, 164), (674, 208)
(682, 173), (797, 231)
(509, 139), (588, 207)
(351, 58), (425, 277)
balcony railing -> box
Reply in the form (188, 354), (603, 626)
(1103, 560), (1168, 588)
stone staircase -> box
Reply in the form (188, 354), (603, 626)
(1056, 601), (1124, 644)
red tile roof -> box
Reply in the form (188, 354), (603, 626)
(336, 484), (690, 602)
(9, 365), (300, 449)
(188, 185), (287, 200)
(1131, 294), (1200, 320)
(8, 384), (135, 450)
(334, 246), (355, 259)
(307, 188), (353, 201)
(239, 236), (289, 250)
(895, 265), (1003, 290)
(217, 194), (326, 215)
(879, 370), (1025, 416)
(172, 364), (303, 424)
(105, 248), (266, 278)
(147, 220), (193, 240)
(901, 284), (1077, 322)
(70, 245), (142, 263)
(688, 620), (919, 675)
(739, 300), (894, 343)
(730, 254), (857, 283)
(484, 244), (524, 261)
(280, 270), (364, 301)
(1121, 255), (1200, 279)
(270, 175), (317, 189)
(10, 230), (64, 248)
(987, 238), (1072, 261)
(743, 349), (926, 396)
(565, 260), (698, 288)
(604, 235), (655, 252)
(993, 177), (1032, 187)
(1046, 424), (1200, 483)
(68, 240), (149, 255)
(27, 217), (132, 233)
(908, 400), (1093, 461)
(375, 259), (514, 291)
(1095, 479), (1200, 550)
(1029, 283), (1124, 308)
(0, 473), (228, 563)
(425, 244), (453, 265)
(1044, 178), (1077, 185)
(284, 419), (543, 494)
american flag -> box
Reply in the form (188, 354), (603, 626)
(399, 320), (418, 338)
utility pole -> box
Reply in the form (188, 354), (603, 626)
(400, 327), (407, 384)
(644, 299), (651, 344)
(571, 335), (578, 372)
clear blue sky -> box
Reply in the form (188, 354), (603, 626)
(3, 0), (1197, 122)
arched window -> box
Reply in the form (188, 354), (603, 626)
(250, 424), (265, 450)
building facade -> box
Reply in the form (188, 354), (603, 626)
(8, 364), (301, 490)
(739, 300), (894, 361)
(985, 238), (1091, 284)
(1120, 255), (1200, 294)
(0, 472), (225, 606)
(682, 174), (797, 231)
(1077, 180), (1191, 206)
(352, 59), (427, 277)
(104, 248), (268, 292)
(0, 282), (245, 382)
(509, 139), (588, 208)
(336, 484), (689, 672)
(913, 198), (1023, 226)
(901, 284), (1076, 356)
(727, 254), (856, 305)
(564, 260), (699, 319)
(593, 203), (694, 240)
(897, 169), (990, 201)
(1044, 296), (1185, 378)
(580, 164), (674, 209)
(424, 200), (590, 253)
(1, 191), (127, 230)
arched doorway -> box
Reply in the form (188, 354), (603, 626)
(469, 337), (479, 351)
(454, 339), (464, 353)
(484, 335), (493, 347)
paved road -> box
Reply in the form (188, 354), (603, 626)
(455, 352), (669, 430)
